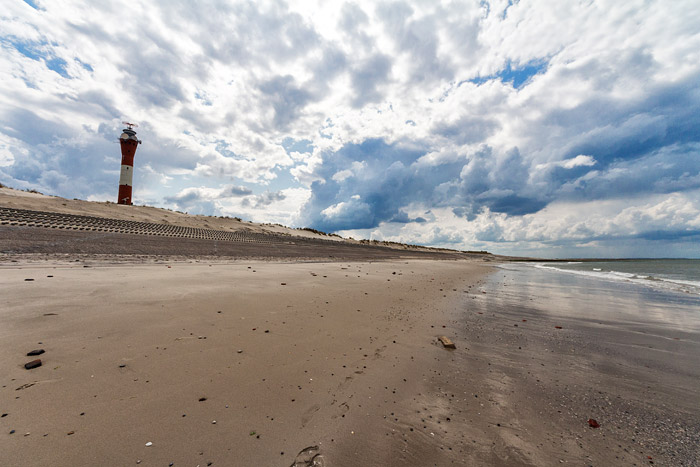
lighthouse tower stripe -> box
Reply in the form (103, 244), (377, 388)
(119, 164), (133, 186)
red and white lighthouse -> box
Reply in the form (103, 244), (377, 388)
(117, 122), (141, 205)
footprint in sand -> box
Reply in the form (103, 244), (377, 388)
(330, 401), (350, 420)
(290, 445), (324, 467)
(301, 404), (320, 427)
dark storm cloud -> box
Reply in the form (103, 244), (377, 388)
(301, 110), (699, 232)
(458, 147), (535, 209)
(555, 144), (700, 200)
(298, 138), (548, 231)
(299, 139), (459, 231)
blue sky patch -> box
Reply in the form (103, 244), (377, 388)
(281, 137), (313, 154)
(3, 37), (71, 78)
(46, 56), (70, 78)
(77, 59), (93, 72)
(22, 0), (42, 10)
(469, 60), (547, 89)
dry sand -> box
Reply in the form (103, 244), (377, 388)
(1, 258), (492, 466)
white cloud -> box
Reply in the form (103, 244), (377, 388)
(560, 155), (596, 169)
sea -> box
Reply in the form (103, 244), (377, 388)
(532, 259), (700, 296)
(480, 259), (700, 331)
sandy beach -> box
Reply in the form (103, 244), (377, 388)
(1, 258), (493, 466)
(3, 258), (699, 466)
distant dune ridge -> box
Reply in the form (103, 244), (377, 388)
(0, 186), (490, 258)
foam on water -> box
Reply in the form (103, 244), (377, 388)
(530, 262), (700, 296)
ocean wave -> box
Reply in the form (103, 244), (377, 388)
(530, 263), (700, 296)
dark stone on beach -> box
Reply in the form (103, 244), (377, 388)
(24, 278), (34, 281)
(119, 364), (126, 368)
(26, 349), (45, 356)
(555, 326), (563, 329)
(24, 359), (42, 370)
(199, 397), (207, 402)
(588, 418), (600, 428)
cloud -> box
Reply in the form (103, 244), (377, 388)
(350, 53), (392, 108)
(559, 155), (596, 170)
(241, 190), (286, 208)
(259, 75), (314, 130)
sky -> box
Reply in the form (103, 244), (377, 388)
(1, 0), (699, 258)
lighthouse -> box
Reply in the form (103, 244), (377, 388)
(117, 122), (141, 205)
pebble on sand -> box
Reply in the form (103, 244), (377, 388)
(24, 359), (42, 370)
(438, 336), (456, 349)
(26, 349), (45, 356)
